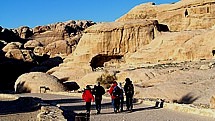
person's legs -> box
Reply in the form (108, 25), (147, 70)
(116, 98), (120, 112)
(96, 99), (101, 114)
(112, 99), (116, 112)
(126, 96), (130, 110)
(120, 97), (124, 112)
(95, 99), (99, 112)
(129, 96), (133, 111)
(113, 98), (118, 113)
(86, 102), (91, 113)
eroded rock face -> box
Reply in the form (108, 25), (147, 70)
(16, 26), (33, 39)
(72, 20), (159, 65)
(117, 0), (215, 31)
(126, 29), (215, 64)
(14, 72), (66, 93)
(45, 40), (71, 57)
(49, 20), (160, 82)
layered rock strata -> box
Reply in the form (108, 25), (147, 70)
(117, 0), (215, 31)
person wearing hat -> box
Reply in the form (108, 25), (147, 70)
(82, 85), (94, 113)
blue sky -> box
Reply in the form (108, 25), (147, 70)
(0, 0), (179, 29)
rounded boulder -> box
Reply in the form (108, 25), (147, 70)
(14, 72), (66, 93)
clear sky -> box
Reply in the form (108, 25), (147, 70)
(0, 0), (179, 29)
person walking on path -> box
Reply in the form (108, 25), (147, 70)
(82, 85), (94, 113)
(124, 78), (134, 111)
(108, 81), (120, 113)
(118, 82), (124, 112)
(92, 82), (105, 114)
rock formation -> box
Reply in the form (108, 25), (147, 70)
(14, 72), (66, 93)
(0, 20), (95, 91)
(48, 19), (160, 81)
(45, 0), (215, 106)
(117, 0), (215, 31)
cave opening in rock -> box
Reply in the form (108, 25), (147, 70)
(185, 9), (188, 17)
(157, 24), (169, 32)
(90, 54), (123, 71)
(212, 50), (215, 56)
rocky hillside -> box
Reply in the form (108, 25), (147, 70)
(49, 0), (215, 81)
(45, 0), (215, 106)
(1, 0), (215, 106)
(0, 20), (95, 90)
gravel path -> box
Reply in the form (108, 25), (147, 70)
(0, 111), (39, 121)
(1, 93), (214, 121)
(90, 103), (215, 121)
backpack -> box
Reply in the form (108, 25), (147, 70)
(125, 84), (134, 95)
(93, 86), (105, 96)
(112, 86), (120, 97)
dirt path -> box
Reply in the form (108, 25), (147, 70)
(1, 93), (214, 121)
(0, 111), (39, 121)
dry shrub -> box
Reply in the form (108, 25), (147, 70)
(96, 70), (117, 89)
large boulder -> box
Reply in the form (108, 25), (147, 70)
(24, 40), (42, 49)
(5, 49), (35, 62)
(2, 42), (22, 52)
(14, 72), (66, 93)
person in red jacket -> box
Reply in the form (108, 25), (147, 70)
(108, 81), (120, 113)
(82, 85), (95, 113)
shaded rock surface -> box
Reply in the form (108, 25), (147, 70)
(0, 20), (95, 91)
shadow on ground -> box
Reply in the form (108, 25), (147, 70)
(0, 97), (40, 115)
(0, 94), (161, 121)
(175, 92), (200, 104)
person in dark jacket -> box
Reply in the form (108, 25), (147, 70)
(118, 82), (124, 112)
(92, 82), (105, 114)
(82, 85), (94, 113)
(124, 78), (134, 111)
(108, 81), (120, 113)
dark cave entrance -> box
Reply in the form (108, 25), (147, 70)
(212, 50), (215, 56)
(90, 54), (123, 71)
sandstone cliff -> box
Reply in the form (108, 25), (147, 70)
(126, 29), (215, 64)
(117, 0), (215, 31)
(49, 20), (160, 81)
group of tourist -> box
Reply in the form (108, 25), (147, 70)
(82, 78), (134, 114)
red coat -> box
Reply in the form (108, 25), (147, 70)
(82, 89), (94, 102)
(108, 83), (117, 99)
